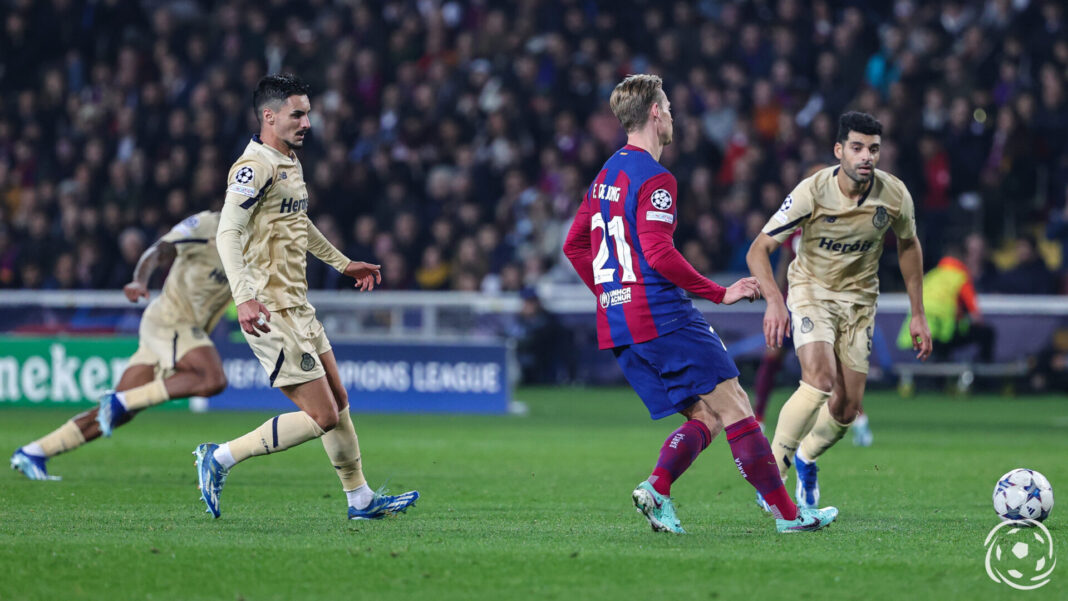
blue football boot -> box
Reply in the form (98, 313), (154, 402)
(194, 443), (229, 518)
(11, 448), (60, 481)
(348, 488), (420, 520)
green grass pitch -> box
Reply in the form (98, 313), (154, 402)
(2, 388), (1066, 601)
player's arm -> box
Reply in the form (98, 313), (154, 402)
(746, 233), (788, 348)
(562, 195), (597, 293)
(306, 220), (380, 291)
(894, 191), (932, 360)
(123, 240), (176, 302)
(219, 160), (272, 336)
(748, 188), (812, 348)
(636, 173), (758, 305)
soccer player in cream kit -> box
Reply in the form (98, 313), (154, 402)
(12, 211), (231, 479)
(747, 112), (933, 509)
(194, 74), (418, 519)
(564, 74), (837, 534)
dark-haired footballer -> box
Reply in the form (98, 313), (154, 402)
(193, 73), (418, 520)
(747, 111), (932, 510)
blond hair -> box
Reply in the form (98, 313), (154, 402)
(609, 74), (664, 133)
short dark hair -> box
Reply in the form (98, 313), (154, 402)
(836, 111), (882, 143)
(252, 73), (310, 121)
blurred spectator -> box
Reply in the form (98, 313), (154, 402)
(512, 288), (568, 384)
(995, 236), (1056, 294)
(0, 0), (1063, 296)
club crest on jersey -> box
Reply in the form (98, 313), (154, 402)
(599, 287), (632, 309)
(872, 206), (889, 229)
(234, 166), (255, 184)
(800, 317), (814, 333)
(300, 353), (316, 371)
(651, 189), (672, 210)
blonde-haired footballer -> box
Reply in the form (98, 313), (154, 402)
(746, 112), (933, 509)
(193, 73), (418, 520)
(11, 211), (230, 480)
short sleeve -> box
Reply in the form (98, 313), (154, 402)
(892, 188), (917, 239)
(762, 181), (814, 242)
(160, 212), (213, 244)
(224, 157), (273, 209)
(635, 172), (678, 235)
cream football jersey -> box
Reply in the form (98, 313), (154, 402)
(218, 135), (348, 310)
(143, 210), (231, 332)
(761, 166), (916, 305)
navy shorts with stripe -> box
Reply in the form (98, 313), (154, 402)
(613, 318), (741, 420)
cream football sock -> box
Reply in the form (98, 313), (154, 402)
(214, 411), (325, 468)
(799, 403), (853, 462)
(321, 407), (371, 507)
(26, 420), (86, 458)
(117, 378), (170, 411)
(770, 381), (831, 477)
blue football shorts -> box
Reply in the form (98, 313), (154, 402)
(613, 318), (741, 420)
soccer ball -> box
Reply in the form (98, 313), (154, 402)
(993, 469), (1054, 522)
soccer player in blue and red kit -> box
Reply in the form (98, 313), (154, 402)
(563, 74), (838, 534)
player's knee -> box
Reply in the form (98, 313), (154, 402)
(197, 370), (228, 397)
(807, 374), (835, 393)
(332, 387), (349, 411)
(311, 408), (339, 432)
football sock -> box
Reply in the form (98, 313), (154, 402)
(726, 416), (798, 521)
(648, 419), (712, 496)
(118, 378), (170, 411)
(321, 407), (368, 493)
(345, 483), (374, 509)
(752, 353), (782, 421)
(799, 403), (853, 462)
(219, 411), (325, 467)
(27, 420), (86, 458)
(770, 381), (831, 478)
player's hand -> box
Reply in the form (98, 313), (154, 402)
(123, 282), (149, 303)
(344, 261), (381, 292)
(909, 313), (933, 361)
(722, 277), (762, 305)
(763, 299), (791, 349)
(237, 299), (271, 337)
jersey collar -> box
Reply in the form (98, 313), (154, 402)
(251, 134), (296, 161)
(832, 166), (875, 206)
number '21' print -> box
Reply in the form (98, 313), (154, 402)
(590, 213), (636, 284)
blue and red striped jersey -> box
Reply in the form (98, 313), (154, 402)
(564, 145), (726, 349)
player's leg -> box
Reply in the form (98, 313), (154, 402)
(752, 346), (785, 425)
(800, 363), (866, 462)
(317, 350), (418, 519)
(769, 340), (836, 479)
(795, 305), (874, 506)
(794, 364), (866, 507)
(10, 362), (156, 480)
(99, 345), (226, 436)
(194, 375), (335, 518)
(693, 378), (837, 532)
(615, 342), (703, 533)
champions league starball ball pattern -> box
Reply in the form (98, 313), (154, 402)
(993, 468), (1054, 523)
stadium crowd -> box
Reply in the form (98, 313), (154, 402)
(0, 0), (1066, 295)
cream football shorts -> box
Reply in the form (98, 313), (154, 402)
(244, 304), (330, 388)
(788, 298), (876, 374)
(127, 311), (215, 378)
